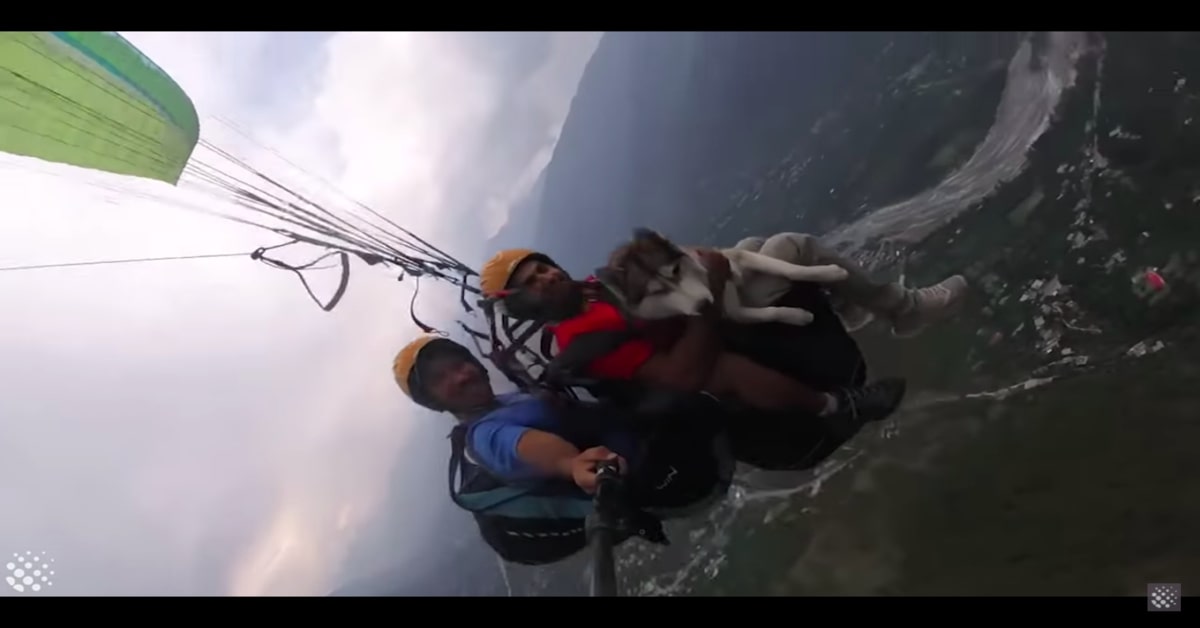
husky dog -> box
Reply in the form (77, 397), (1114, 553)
(595, 228), (849, 326)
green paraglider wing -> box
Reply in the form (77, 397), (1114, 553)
(0, 31), (199, 185)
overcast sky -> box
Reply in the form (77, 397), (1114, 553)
(0, 31), (601, 596)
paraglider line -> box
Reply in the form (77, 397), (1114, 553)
(0, 251), (255, 272)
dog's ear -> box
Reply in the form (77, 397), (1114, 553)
(633, 227), (683, 257)
(632, 227), (670, 246)
(632, 227), (658, 242)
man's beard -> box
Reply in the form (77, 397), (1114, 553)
(538, 281), (589, 321)
(502, 280), (587, 321)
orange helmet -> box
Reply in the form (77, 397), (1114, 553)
(479, 248), (560, 296)
(392, 334), (484, 410)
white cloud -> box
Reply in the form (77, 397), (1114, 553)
(0, 31), (599, 596)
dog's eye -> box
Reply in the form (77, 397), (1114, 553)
(670, 263), (681, 278)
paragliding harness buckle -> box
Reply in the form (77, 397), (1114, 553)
(455, 290), (561, 395)
(459, 281), (648, 400)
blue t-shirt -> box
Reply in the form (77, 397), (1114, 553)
(465, 392), (637, 483)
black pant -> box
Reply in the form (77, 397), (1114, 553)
(625, 395), (732, 512)
(720, 281), (868, 392)
(718, 282), (870, 471)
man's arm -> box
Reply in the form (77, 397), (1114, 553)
(470, 423), (623, 492)
(517, 432), (624, 493)
(514, 429), (580, 479)
(469, 421), (570, 481)
(633, 313), (721, 390)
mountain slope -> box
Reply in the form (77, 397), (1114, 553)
(485, 166), (546, 254)
(533, 32), (1020, 271)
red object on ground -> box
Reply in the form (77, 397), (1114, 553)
(1145, 270), (1166, 290)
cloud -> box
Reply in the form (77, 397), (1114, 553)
(0, 31), (599, 596)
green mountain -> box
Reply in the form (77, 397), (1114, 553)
(528, 31), (1020, 273)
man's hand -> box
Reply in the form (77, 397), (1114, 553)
(567, 446), (626, 494)
(693, 248), (731, 313)
(695, 249), (731, 285)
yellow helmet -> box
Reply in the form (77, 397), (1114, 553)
(392, 334), (484, 409)
(392, 334), (441, 398)
(479, 248), (559, 296)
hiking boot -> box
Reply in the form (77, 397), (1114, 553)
(889, 275), (969, 338)
(837, 303), (876, 332)
(829, 377), (907, 424)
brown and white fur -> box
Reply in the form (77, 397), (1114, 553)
(595, 228), (849, 326)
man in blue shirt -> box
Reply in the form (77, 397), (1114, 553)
(392, 334), (634, 493)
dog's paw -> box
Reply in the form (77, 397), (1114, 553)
(787, 264), (849, 283)
(812, 265), (850, 282)
(773, 307), (815, 326)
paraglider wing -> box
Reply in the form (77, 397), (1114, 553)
(0, 31), (199, 184)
